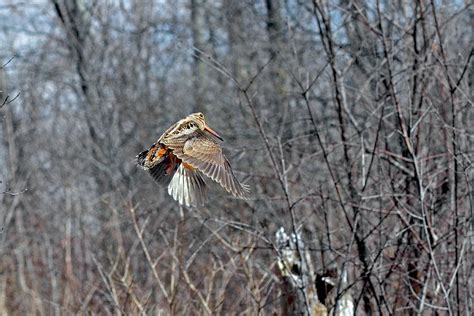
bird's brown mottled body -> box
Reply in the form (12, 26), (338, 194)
(137, 113), (249, 206)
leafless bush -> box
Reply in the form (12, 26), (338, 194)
(0, 0), (472, 314)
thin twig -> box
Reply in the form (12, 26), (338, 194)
(129, 207), (171, 305)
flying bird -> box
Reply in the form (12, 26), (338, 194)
(137, 112), (249, 206)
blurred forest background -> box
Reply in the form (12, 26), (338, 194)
(0, 0), (472, 314)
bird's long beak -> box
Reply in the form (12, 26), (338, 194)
(204, 125), (224, 141)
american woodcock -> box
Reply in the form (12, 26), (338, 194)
(137, 112), (249, 206)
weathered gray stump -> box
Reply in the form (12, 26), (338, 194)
(275, 227), (327, 315)
(275, 227), (354, 315)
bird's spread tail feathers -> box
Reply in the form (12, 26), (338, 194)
(137, 145), (178, 186)
(136, 149), (149, 168)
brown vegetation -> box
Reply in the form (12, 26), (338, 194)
(0, 0), (472, 314)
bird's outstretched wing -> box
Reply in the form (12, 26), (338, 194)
(168, 164), (208, 207)
(166, 132), (249, 199)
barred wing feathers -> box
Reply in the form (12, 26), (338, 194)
(165, 132), (249, 199)
(168, 164), (208, 207)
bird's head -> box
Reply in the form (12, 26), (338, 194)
(186, 112), (223, 141)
